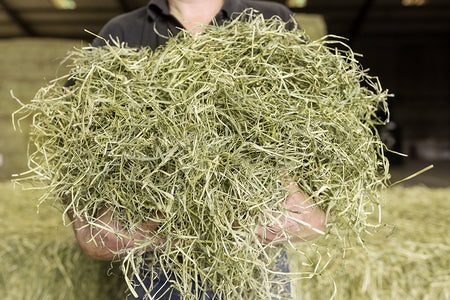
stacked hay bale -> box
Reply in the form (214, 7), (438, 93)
(0, 39), (82, 181)
(13, 12), (391, 299)
(291, 185), (450, 300)
(0, 181), (127, 300)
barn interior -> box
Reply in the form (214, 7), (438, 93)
(0, 1), (449, 299)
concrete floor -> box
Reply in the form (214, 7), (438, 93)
(389, 159), (450, 188)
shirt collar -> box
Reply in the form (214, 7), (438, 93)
(147, 0), (170, 20)
(146, 0), (243, 21)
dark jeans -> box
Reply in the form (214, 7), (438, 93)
(130, 250), (291, 300)
(130, 267), (216, 300)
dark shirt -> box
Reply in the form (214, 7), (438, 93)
(92, 0), (297, 49)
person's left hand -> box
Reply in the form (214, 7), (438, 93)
(255, 182), (326, 245)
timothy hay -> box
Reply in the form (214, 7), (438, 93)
(12, 11), (391, 299)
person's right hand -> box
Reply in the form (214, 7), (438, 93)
(71, 206), (164, 260)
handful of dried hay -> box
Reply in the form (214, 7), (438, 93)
(13, 12), (391, 299)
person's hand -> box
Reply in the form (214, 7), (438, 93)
(255, 181), (326, 245)
(70, 207), (164, 260)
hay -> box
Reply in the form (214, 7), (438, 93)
(12, 11), (391, 299)
(290, 185), (450, 300)
(0, 181), (127, 300)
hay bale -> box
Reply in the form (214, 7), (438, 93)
(0, 38), (82, 181)
(13, 12), (391, 299)
(0, 181), (127, 300)
(290, 186), (450, 299)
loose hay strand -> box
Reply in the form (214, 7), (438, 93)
(13, 11), (391, 299)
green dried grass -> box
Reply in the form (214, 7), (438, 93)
(13, 12), (391, 299)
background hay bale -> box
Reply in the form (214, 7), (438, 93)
(0, 38), (83, 181)
(294, 13), (327, 41)
(0, 181), (127, 300)
(290, 185), (450, 300)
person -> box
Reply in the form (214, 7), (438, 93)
(68, 0), (326, 299)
